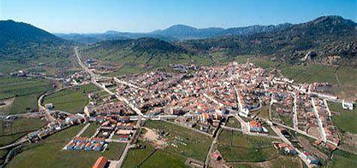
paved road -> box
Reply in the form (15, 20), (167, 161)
(323, 99), (332, 117)
(203, 93), (224, 107)
(291, 92), (298, 130)
(311, 98), (327, 142)
(113, 77), (146, 91)
(233, 115), (249, 133)
(75, 123), (91, 137)
(75, 47), (144, 117)
(75, 46), (146, 168)
(0, 139), (27, 150)
(204, 128), (222, 168)
(38, 93), (56, 122)
(270, 125), (312, 168)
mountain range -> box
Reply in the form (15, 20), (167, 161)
(0, 15), (356, 76)
(56, 23), (292, 43)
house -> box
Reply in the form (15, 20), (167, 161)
(304, 152), (320, 165)
(342, 100), (354, 110)
(249, 120), (268, 133)
(92, 156), (108, 168)
(45, 103), (54, 110)
(211, 151), (222, 160)
(273, 142), (297, 155)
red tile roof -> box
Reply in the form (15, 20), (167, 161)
(92, 156), (108, 168)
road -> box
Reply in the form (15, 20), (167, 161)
(291, 92), (298, 130)
(74, 46), (145, 168)
(0, 139), (27, 150)
(204, 128), (222, 168)
(270, 125), (312, 168)
(323, 99), (332, 117)
(113, 77), (146, 91)
(74, 47), (99, 79)
(233, 115), (249, 133)
(75, 47), (144, 117)
(311, 98), (327, 142)
(203, 93), (224, 107)
(38, 92), (56, 122)
(75, 123), (91, 137)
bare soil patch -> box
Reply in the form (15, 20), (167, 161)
(142, 127), (167, 148)
(0, 97), (15, 110)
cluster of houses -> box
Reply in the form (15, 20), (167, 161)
(248, 120), (268, 133)
(28, 113), (86, 142)
(273, 142), (297, 155)
(79, 61), (354, 167)
(66, 137), (106, 151)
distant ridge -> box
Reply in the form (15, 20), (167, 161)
(56, 23), (293, 43)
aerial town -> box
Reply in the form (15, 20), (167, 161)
(2, 46), (353, 168)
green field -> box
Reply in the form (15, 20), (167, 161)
(0, 118), (46, 165)
(43, 84), (99, 114)
(217, 130), (279, 162)
(7, 125), (126, 168)
(145, 120), (212, 161)
(105, 64), (146, 77)
(324, 150), (357, 168)
(329, 102), (357, 134)
(122, 141), (188, 168)
(0, 118), (46, 147)
(80, 123), (99, 137)
(246, 57), (357, 100)
(250, 106), (270, 119)
(122, 120), (212, 167)
(0, 77), (52, 115)
(230, 155), (302, 168)
(226, 117), (241, 128)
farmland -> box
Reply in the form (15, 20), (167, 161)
(7, 125), (126, 168)
(329, 102), (357, 134)
(43, 84), (99, 114)
(0, 77), (52, 115)
(122, 120), (212, 167)
(217, 130), (279, 162)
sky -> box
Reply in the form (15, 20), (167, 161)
(0, 0), (356, 33)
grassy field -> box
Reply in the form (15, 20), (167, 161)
(0, 118), (46, 147)
(0, 77), (52, 115)
(80, 123), (99, 137)
(324, 150), (357, 168)
(144, 120), (212, 162)
(329, 102), (357, 134)
(122, 120), (212, 167)
(7, 125), (126, 168)
(226, 117), (241, 128)
(250, 106), (270, 119)
(43, 84), (99, 114)
(0, 149), (8, 165)
(105, 64), (146, 77)
(246, 57), (357, 100)
(230, 155), (301, 168)
(217, 130), (279, 162)
(122, 141), (188, 168)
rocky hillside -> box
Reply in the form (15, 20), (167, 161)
(180, 16), (357, 66)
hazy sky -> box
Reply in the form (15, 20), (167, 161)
(0, 0), (356, 33)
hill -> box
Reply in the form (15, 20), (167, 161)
(80, 16), (357, 77)
(180, 16), (357, 66)
(81, 38), (204, 75)
(57, 23), (292, 43)
(55, 31), (177, 44)
(0, 20), (74, 76)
